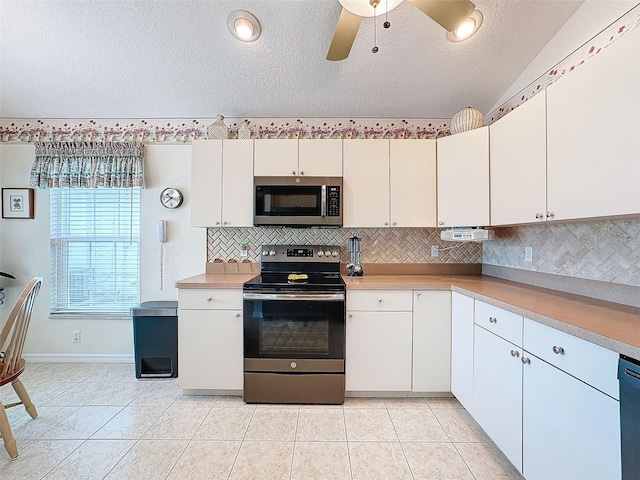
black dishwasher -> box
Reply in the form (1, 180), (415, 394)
(618, 355), (640, 479)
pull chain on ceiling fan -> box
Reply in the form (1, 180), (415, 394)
(327, 0), (476, 61)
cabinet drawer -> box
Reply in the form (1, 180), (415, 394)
(178, 288), (243, 310)
(524, 318), (619, 399)
(347, 290), (413, 311)
(474, 301), (523, 346)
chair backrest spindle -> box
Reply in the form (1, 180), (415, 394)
(0, 277), (43, 378)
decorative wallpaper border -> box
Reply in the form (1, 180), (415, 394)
(0, 118), (451, 143)
(485, 3), (640, 123)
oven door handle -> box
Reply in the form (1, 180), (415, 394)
(243, 292), (345, 301)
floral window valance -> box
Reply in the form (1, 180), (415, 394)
(29, 142), (144, 188)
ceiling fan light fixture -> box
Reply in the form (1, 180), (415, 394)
(228, 10), (261, 42)
(339, 0), (404, 18)
(447, 9), (483, 42)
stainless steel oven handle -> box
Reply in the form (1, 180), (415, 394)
(243, 292), (345, 301)
(321, 185), (327, 217)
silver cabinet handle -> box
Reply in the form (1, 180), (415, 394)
(438, 221), (445, 226)
(348, 314), (353, 318)
(510, 350), (520, 358)
(378, 299), (383, 303)
(300, 171), (304, 175)
(392, 222), (397, 226)
(546, 211), (555, 218)
(416, 293), (422, 298)
(215, 221), (221, 225)
(384, 222), (389, 226)
(206, 297), (213, 303)
(552, 346), (565, 355)
(235, 313), (241, 318)
(489, 317), (497, 324)
(292, 171), (296, 175)
(521, 357), (531, 365)
(223, 221), (228, 225)
(535, 213), (543, 219)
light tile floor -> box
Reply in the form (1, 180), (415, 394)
(0, 363), (524, 480)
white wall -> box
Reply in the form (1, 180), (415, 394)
(0, 143), (204, 359)
(490, 0), (639, 112)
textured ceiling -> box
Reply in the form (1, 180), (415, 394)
(0, 0), (584, 119)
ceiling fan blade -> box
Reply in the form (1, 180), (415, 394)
(327, 8), (362, 61)
(407, 0), (475, 32)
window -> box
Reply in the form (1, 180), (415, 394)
(50, 187), (140, 316)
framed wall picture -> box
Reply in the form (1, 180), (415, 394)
(2, 188), (35, 219)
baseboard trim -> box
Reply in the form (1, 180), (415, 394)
(23, 353), (134, 364)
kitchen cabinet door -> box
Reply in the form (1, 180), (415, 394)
(437, 126), (490, 227)
(221, 140), (254, 227)
(254, 139), (298, 176)
(178, 309), (244, 390)
(343, 139), (390, 227)
(390, 139), (437, 227)
(298, 139), (343, 176)
(522, 353), (621, 480)
(473, 325), (523, 472)
(346, 311), (412, 392)
(191, 140), (223, 227)
(412, 291), (451, 392)
(546, 25), (640, 221)
(490, 91), (547, 226)
(451, 292), (474, 413)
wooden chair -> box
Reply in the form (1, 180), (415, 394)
(0, 277), (43, 460)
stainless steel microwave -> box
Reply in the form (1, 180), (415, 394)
(254, 176), (343, 227)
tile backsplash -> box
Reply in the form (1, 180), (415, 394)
(207, 227), (482, 265)
(483, 217), (640, 287)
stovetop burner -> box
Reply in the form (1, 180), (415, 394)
(244, 244), (345, 292)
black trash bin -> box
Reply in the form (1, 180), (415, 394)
(131, 301), (178, 379)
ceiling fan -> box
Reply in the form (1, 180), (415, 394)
(327, 0), (476, 61)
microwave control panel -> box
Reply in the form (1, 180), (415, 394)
(327, 186), (341, 217)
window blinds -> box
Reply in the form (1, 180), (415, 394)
(50, 187), (140, 315)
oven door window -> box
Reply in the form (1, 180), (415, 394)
(244, 299), (344, 359)
(256, 185), (322, 216)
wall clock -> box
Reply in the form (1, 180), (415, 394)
(160, 187), (183, 209)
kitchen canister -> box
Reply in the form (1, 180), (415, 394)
(237, 120), (252, 139)
(450, 106), (484, 134)
(207, 115), (229, 139)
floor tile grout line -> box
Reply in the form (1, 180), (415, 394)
(225, 399), (258, 480)
(342, 404), (355, 480)
(385, 401), (416, 480)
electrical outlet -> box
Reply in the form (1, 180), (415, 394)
(524, 246), (533, 262)
(431, 245), (439, 257)
(73, 330), (81, 343)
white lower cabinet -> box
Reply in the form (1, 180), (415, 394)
(346, 290), (413, 392)
(457, 297), (621, 479)
(473, 325), (523, 472)
(178, 288), (243, 391)
(412, 291), (451, 392)
(451, 292), (475, 412)
(521, 318), (621, 480)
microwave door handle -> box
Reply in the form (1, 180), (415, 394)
(321, 185), (327, 217)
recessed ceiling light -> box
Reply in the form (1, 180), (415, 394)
(228, 10), (261, 42)
(447, 9), (483, 42)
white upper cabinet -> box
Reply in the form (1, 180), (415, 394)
(437, 126), (490, 227)
(253, 139), (299, 176)
(490, 91), (547, 226)
(191, 139), (253, 227)
(254, 139), (342, 177)
(191, 140), (223, 227)
(390, 139), (437, 227)
(343, 139), (390, 227)
(298, 139), (343, 176)
(221, 140), (254, 227)
(546, 26), (640, 221)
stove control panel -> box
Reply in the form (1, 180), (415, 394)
(260, 245), (341, 263)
